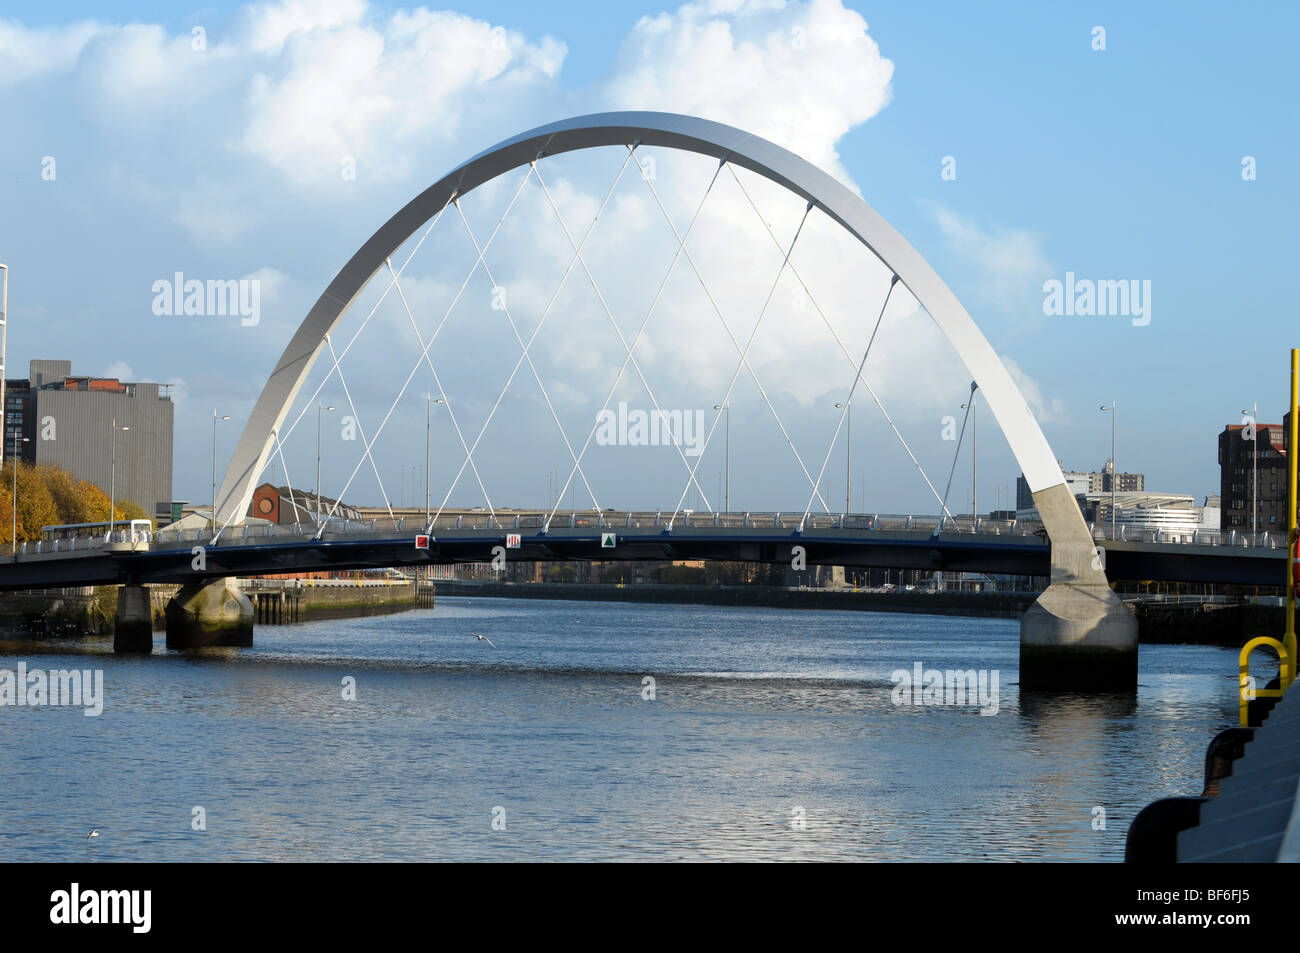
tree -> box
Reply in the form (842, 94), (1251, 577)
(0, 461), (59, 545)
(41, 465), (92, 524)
(0, 462), (153, 549)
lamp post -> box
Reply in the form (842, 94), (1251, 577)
(835, 400), (852, 513)
(1100, 401), (1117, 539)
(316, 402), (335, 523)
(713, 404), (730, 513)
(10, 433), (28, 559)
(426, 395), (443, 526)
(111, 418), (131, 532)
(1242, 401), (1258, 540)
(961, 383), (978, 520)
(210, 410), (230, 534)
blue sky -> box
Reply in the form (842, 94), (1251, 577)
(1, 1), (1296, 515)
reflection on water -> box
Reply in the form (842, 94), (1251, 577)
(0, 597), (1240, 861)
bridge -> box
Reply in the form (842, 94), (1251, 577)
(3, 510), (1287, 591)
(5, 111), (1282, 689)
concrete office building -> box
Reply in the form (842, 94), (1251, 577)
(3, 359), (174, 519)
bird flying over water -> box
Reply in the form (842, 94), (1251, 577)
(87, 829), (99, 839)
(472, 633), (496, 647)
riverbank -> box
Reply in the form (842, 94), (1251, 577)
(435, 580), (1286, 647)
(0, 579), (434, 635)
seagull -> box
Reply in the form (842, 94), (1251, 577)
(472, 633), (496, 647)
(87, 829), (99, 839)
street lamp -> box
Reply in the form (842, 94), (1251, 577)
(1100, 402), (1117, 539)
(835, 400), (852, 514)
(210, 410), (230, 534)
(316, 402), (335, 523)
(10, 433), (28, 559)
(1243, 402), (1258, 539)
(426, 395), (444, 526)
(961, 382), (978, 520)
(111, 419), (131, 533)
(714, 404), (730, 513)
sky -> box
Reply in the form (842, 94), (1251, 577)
(1, 1), (1296, 518)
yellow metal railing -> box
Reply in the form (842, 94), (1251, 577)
(1237, 634), (1289, 722)
(1239, 636), (1292, 727)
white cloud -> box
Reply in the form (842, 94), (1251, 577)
(237, 0), (367, 54)
(604, 0), (893, 184)
(929, 203), (1050, 314)
(238, 7), (567, 187)
(3, 0), (993, 511)
(0, 19), (104, 85)
(1000, 353), (1066, 425)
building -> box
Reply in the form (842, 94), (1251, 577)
(4, 359), (174, 521)
(1015, 461), (1145, 517)
(248, 483), (363, 524)
(1219, 414), (1292, 533)
(1090, 493), (1220, 541)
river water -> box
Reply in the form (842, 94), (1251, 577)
(0, 596), (1241, 861)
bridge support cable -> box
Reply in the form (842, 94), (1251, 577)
(936, 381), (977, 532)
(268, 427), (305, 522)
(454, 200), (607, 515)
(207, 172), (529, 545)
(799, 274), (898, 532)
(210, 425), (299, 545)
(306, 167), (539, 534)
(726, 166), (958, 528)
(431, 151), (640, 529)
(531, 157), (716, 527)
(539, 152), (725, 532)
(384, 258), (498, 525)
(257, 191), (463, 475)
(323, 332), (396, 521)
(633, 167), (833, 528)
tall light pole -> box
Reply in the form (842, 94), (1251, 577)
(426, 395), (443, 526)
(210, 410), (230, 533)
(714, 404), (730, 513)
(316, 402), (334, 522)
(0, 263), (8, 470)
(111, 418), (131, 532)
(1100, 402), (1117, 539)
(1243, 401), (1258, 539)
(961, 382), (978, 520)
(835, 400), (852, 513)
(10, 433), (28, 558)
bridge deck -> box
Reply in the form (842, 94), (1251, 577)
(0, 512), (1287, 590)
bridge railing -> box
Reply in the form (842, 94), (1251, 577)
(29, 510), (1286, 557)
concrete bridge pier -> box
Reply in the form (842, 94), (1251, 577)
(114, 585), (154, 654)
(165, 578), (254, 649)
(1020, 483), (1139, 692)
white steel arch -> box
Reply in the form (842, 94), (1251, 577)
(214, 111), (1087, 565)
